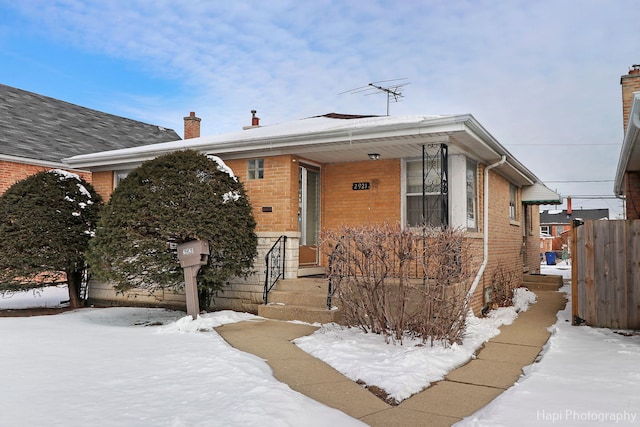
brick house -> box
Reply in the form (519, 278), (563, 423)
(615, 65), (640, 216)
(539, 206), (609, 257)
(65, 112), (560, 317)
(0, 83), (180, 194)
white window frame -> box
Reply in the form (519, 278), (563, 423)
(114, 169), (131, 188)
(466, 159), (478, 231)
(404, 157), (443, 227)
(247, 158), (264, 180)
(509, 183), (518, 220)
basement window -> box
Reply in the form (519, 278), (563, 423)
(247, 159), (264, 180)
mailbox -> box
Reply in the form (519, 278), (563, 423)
(177, 240), (210, 268)
(177, 240), (210, 319)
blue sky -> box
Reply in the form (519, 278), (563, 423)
(1, 0), (638, 217)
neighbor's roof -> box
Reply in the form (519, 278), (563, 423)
(540, 208), (609, 224)
(615, 91), (640, 196)
(0, 83), (180, 165)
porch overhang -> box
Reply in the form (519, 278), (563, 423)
(615, 92), (640, 196)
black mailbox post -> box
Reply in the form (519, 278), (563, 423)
(177, 240), (210, 319)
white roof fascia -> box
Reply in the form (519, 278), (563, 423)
(615, 92), (640, 196)
(64, 115), (461, 168)
(460, 115), (537, 186)
(63, 113), (540, 189)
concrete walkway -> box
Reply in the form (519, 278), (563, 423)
(215, 290), (567, 427)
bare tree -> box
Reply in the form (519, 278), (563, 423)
(325, 223), (474, 346)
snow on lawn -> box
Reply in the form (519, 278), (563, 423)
(457, 266), (640, 426)
(294, 288), (537, 403)
(0, 285), (69, 309)
(3, 263), (639, 426)
(0, 305), (365, 427)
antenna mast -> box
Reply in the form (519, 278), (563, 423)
(340, 78), (409, 115)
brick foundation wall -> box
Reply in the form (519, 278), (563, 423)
(0, 159), (92, 195)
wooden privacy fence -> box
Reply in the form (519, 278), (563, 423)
(572, 220), (640, 329)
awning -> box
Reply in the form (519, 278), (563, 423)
(522, 182), (562, 205)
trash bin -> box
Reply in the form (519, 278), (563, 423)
(545, 251), (556, 265)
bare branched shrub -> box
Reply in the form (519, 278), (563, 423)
(324, 223), (474, 346)
(489, 265), (519, 308)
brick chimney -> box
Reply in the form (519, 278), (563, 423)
(183, 111), (201, 139)
(621, 64), (640, 133)
(243, 110), (260, 130)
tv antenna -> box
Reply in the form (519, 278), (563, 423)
(340, 78), (409, 115)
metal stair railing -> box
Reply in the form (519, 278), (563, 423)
(263, 235), (287, 304)
(326, 236), (345, 310)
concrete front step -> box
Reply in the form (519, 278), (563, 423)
(258, 277), (340, 323)
(522, 273), (564, 291)
(267, 290), (328, 308)
(258, 303), (341, 324)
(272, 278), (330, 293)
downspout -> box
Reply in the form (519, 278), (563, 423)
(465, 155), (507, 304)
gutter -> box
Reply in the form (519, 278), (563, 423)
(465, 155), (507, 305)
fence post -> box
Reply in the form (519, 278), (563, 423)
(571, 219), (583, 325)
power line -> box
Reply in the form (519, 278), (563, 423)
(561, 195), (619, 199)
(544, 179), (614, 183)
(507, 143), (619, 146)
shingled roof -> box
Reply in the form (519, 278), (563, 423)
(0, 83), (180, 164)
(540, 208), (609, 224)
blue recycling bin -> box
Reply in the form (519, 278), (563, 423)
(545, 251), (556, 265)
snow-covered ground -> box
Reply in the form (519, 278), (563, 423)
(1, 264), (639, 426)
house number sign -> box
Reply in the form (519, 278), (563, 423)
(352, 182), (370, 190)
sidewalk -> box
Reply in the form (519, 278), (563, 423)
(215, 290), (567, 427)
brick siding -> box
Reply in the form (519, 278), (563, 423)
(625, 172), (640, 219)
(225, 155), (299, 233)
(0, 159), (91, 195)
(622, 72), (640, 133)
(323, 159), (402, 229)
(90, 171), (114, 203)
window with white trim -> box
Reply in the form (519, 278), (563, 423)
(114, 170), (131, 188)
(406, 158), (444, 227)
(247, 159), (264, 180)
(509, 183), (518, 220)
(466, 160), (478, 230)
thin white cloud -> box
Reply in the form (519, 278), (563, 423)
(2, 0), (639, 216)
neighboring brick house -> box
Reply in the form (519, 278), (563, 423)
(66, 111), (561, 316)
(615, 65), (640, 217)
(0, 83), (180, 194)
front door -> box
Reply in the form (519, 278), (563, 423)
(298, 165), (320, 266)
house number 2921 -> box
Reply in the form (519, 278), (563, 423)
(352, 182), (370, 190)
